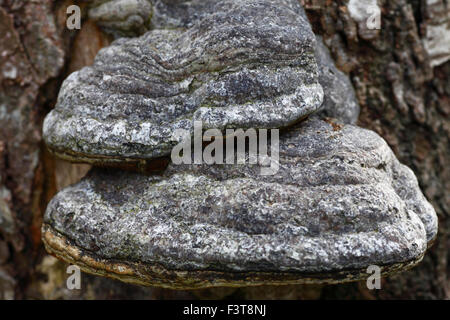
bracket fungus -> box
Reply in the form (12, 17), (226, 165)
(43, 0), (323, 167)
(41, 0), (437, 289)
(314, 36), (360, 125)
(42, 118), (437, 288)
(88, 0), (153, 37)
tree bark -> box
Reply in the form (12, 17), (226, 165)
(0, 0), (448, 299)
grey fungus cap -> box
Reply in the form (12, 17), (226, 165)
(43, 0), (324, 167)
(88, 0), (153, 37)
(314, 36), (360, 125)
(42, 118), (437, 289)
(41, 0), (437, 289)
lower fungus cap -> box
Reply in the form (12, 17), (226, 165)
(42, 118), (437, 289)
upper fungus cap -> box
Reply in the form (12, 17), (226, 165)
(43, 0), (324, 166)
(42, 118), (437, 289)
(88, 0), (154, 37)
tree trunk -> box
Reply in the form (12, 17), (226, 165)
(0, 0), (448, 299)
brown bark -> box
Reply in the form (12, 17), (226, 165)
(0, 0), (448, 299)
(302, 0), (449, 299)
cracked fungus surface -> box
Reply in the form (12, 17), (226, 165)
(43, 0), (323, 161)
(43, 118), (437, 279)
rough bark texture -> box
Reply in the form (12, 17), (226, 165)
(302, 0), (449, 299)
(0, 0), (448, 299)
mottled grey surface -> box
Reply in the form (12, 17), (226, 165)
(44, 118), (437, 280)
(44, 0), (323, 163)
(314, 36), (360, 124)
(89, 0), (314, 36)
(88, 0), (153, 37)
(89, 1), (360, 126)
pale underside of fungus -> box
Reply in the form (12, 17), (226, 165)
(43, 0), (324, 167)
(42, 118), (437, 289)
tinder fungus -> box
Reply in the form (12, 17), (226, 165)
(314, 36), (360, 125)
(41, 0), (438, 290)
(42, 118), (437, 289)
(43, 0), (323, 166)
(88, 0), (153, 37)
